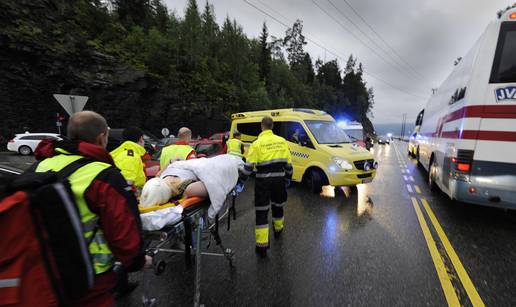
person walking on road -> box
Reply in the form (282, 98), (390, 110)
(110, 126), (147, 189)
(242, 116), (293, 257)
(33, 111), (151, 307)
(160, 127), (196, 170)
(226, 131), (244, 158)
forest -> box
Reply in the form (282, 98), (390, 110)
(0, 0), (375, 138)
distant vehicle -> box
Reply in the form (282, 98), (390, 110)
(416, 7), (516, 209)
(408, 110), (424, 157)
(339, 121), (366, 148)
(230, 108), (377, 193)
(7, 133), (62, 155)
(208, 132), (229, 142)
(377, 136), (390, 145)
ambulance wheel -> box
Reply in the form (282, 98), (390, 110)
(304, 169), (325, 194)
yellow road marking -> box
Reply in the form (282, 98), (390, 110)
(411, 197), (460, 306)
(421, 198), (485, 307)
(415, 185), (422, 194)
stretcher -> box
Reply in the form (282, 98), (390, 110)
(141, 189), (239, 307)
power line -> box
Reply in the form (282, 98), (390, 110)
(242, 0), (427, 100)
(325, 0), (423, 82)
(311, 0), (427, 89)
(338, 0), (430, 83)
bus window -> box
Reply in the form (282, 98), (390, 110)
(490, 22), (516, 83)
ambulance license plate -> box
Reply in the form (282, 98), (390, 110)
(362, 178), (373, 184)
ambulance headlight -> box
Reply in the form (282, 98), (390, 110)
(332, 156), (353, 170)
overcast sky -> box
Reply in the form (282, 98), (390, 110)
(164, 0), (512, 125)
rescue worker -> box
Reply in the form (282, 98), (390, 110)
(242, 116), (293, 257)
(110, 126), (147, 189)
(226, 131), (244, 157)
(33, 111), (151, 307)
(160, 127), (196, 169)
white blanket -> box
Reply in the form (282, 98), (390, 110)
(166, 154), (243, 219)
(141, 206), (184, 231)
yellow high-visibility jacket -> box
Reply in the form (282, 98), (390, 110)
(111, 141), (147, 188)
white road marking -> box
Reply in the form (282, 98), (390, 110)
(409, 176), (415, 182)
(407, 184), (413, 193)
(403, 175), (408, 181)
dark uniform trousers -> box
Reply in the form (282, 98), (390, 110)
(254, 177), (287, 247)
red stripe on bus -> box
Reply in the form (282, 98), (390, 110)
(439, 130), (516, 142)
(443, 105), (516, 124)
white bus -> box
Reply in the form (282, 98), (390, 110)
(416, 6), (516, 209)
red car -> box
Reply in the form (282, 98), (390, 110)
(143, 137), (227, 178)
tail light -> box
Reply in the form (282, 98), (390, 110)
(452, 150), (474, 173)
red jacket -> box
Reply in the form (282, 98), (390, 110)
(34, 139), (145, 272)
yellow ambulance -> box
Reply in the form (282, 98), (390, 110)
(230, 108), (377, 193)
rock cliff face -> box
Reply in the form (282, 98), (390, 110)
(0, 0), (227, 138)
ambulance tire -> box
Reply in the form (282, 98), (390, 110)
(304, 169), (326, 194)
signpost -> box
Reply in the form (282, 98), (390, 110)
(161, 128), (170, 137)
(53, 94), (89, 116)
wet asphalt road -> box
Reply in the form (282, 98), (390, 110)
(2, 143), (515, 306)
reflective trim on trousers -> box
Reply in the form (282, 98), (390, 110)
(255, 226), (269, 245)
(271, 202), (285, 208)
(273, 217), (284, 231)
(255, 159), (289, 167)
(255, 205), (270, 211)
(0, 278), (20, 288)
(256, 172), (285, 178)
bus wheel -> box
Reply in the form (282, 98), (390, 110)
(428, 159), (438, 192)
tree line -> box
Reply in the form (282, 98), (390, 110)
(0, 0), (375, 138)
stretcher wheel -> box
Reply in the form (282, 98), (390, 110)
(154, 260), (166, 275)
(224, 248), (235, 267)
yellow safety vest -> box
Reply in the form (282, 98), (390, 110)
(160, 144), (194, 169)
(36, 153), (114, 274)
(244, 130), (293, 178)
(226, 138), (243, 157)
(110, 141), (147, 188)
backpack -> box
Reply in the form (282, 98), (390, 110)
(0, 158), (96, 306)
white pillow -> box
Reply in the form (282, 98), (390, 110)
(140, 177), (172, 208)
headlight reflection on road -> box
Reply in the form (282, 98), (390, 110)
(356, 184), (373, 218)
(320, 185), (336, 198)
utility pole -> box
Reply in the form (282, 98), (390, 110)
(400, 113), (407, 140)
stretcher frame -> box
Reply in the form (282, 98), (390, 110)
(142, 190), (238, 307)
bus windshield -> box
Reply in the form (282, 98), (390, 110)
(306, 120), (352, 144)
(491, 22), (516, 83)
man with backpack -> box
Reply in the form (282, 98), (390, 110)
(31, 111), (150, 306)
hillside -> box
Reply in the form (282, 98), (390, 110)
(0, 0), (375, 138)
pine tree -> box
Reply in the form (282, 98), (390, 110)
(258, 22), (271, 84)
(283, 19), (307, 67)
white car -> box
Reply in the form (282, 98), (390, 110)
(7, 133), (62, 155)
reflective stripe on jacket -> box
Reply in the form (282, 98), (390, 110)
(160, 144), (195, 169)
(35, 153), (115, 274)
(110, 141), (147, 188)
(226, 138), (243, 157)
(243, 130), (293, 178)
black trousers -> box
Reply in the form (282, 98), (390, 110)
(254, 177), (287, 245)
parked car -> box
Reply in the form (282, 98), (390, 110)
(7, 133), (62, 155)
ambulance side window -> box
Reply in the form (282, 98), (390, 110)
(282, 122), (314, 149)
(490, 22), (516, 83)
(236, 122), (261, 142)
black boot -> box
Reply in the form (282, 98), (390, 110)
(255, 245), (268, 257)
(273, 229), (283, 239)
